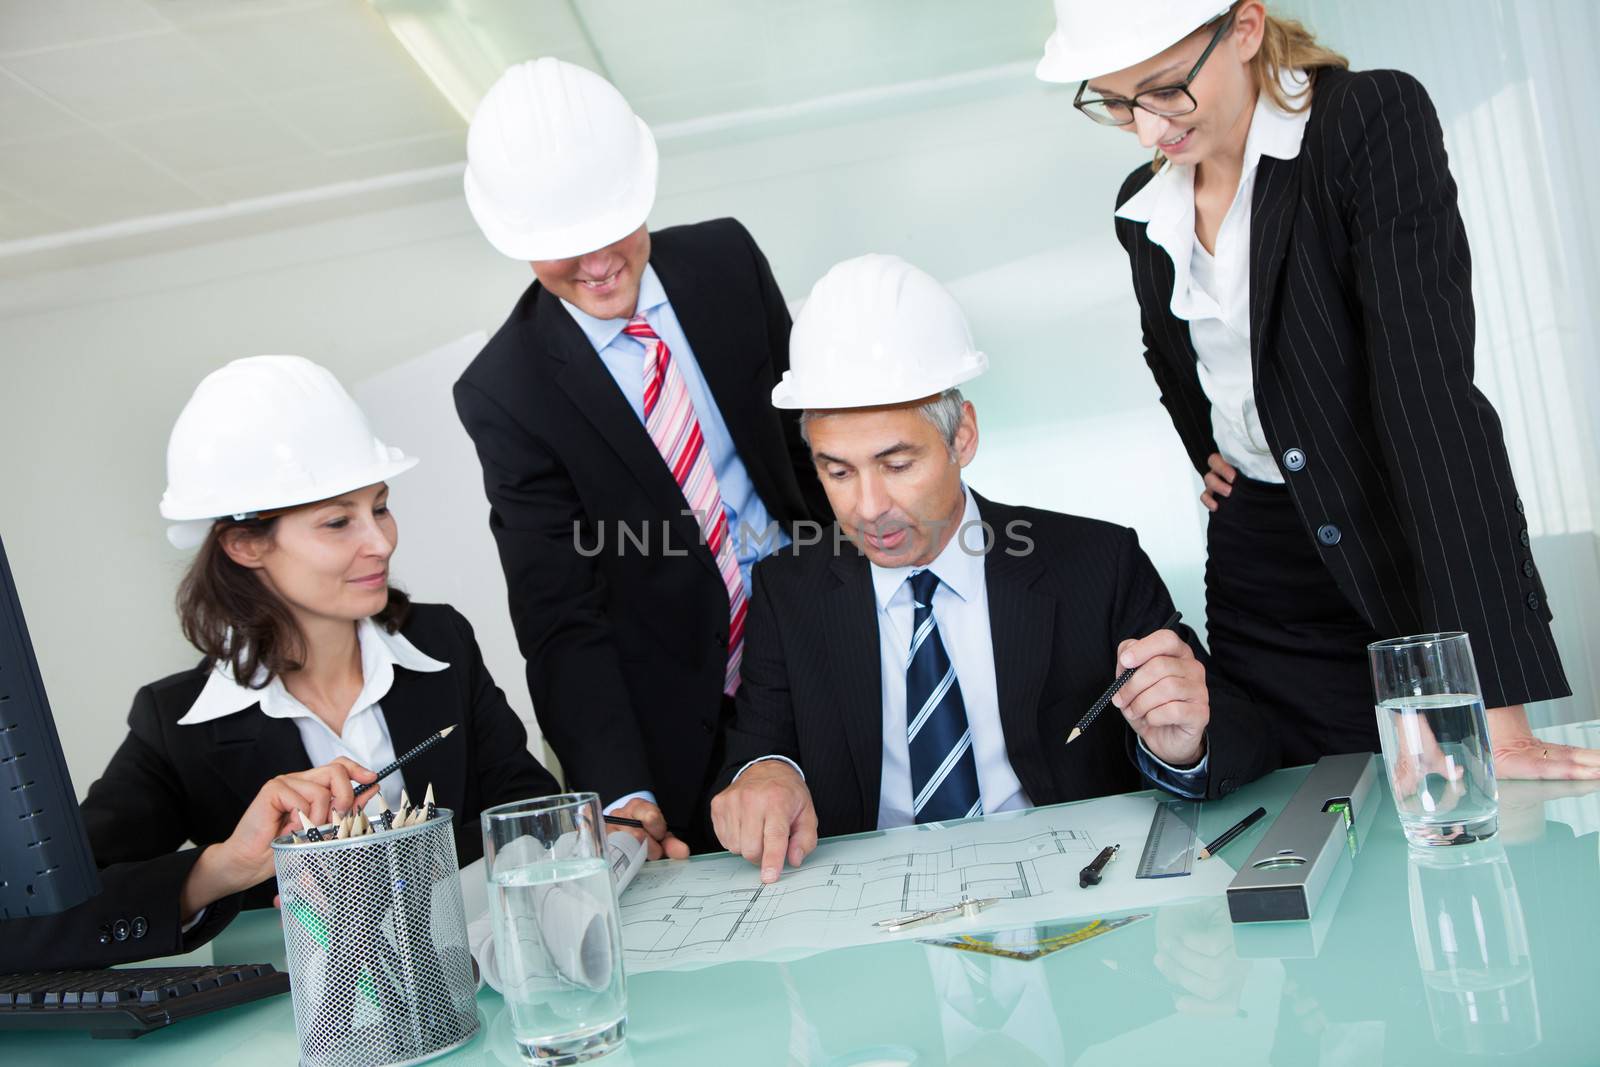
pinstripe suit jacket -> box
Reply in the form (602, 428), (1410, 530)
(718, 495), (1279, 838)
(1113, 66), (1569, 710)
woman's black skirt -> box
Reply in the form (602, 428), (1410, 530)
(1205, 475), (1386, 768)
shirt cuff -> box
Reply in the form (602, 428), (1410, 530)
(180, 907), (208, 934)
(733, 756), (806, 783)
(604, 791), (656, 814)
(1135, 737), (1208, 800)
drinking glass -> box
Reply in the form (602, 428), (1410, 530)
(1369, 632), (1499, 846)
(482, 792), (627, 1065)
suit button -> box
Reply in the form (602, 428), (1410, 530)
(97, 924), (112, 946)
(1515, 496), (1525, 515)
(1316, 523), (1342, 546)
(1519, 528), (1530, 548)
(1220, 778), (1237, 795)
(1282, 447), (1306, 472)
(112, 919), (131, 942)
(131, 916), (148, 940)
(1527, 593), (1541, 611)
(1523, 559), (1535, 578)
(714, 631), (728, 649)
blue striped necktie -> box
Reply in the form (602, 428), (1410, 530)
(905, 569), (982, 823)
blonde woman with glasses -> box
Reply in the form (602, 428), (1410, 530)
(1038, 1), (1593, 777)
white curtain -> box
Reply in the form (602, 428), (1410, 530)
(1281, 0), (1600, 722)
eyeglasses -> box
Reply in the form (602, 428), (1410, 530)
(1073, 10), (1236, 127)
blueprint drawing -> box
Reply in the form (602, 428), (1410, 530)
(619, 794), (1235, 971)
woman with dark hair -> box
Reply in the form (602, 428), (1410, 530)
(2, 356), (684, 973)
(1037, 1), (1595, 775)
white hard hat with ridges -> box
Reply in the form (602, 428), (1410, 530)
(1036, 0), (1232, 84)
(773, 254), (988, 410)
(160, 356), (417, 549)
(464, 58), (658, 261)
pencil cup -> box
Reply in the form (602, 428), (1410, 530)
(272, 810), (480, 1067)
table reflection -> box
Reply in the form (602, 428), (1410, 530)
(1407, 839), (1540, 1055)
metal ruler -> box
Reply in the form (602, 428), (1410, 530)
(1135, 800), (1199, 879)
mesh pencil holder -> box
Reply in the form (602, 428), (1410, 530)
(271, 809), (480, 1067)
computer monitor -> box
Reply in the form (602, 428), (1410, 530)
(0, 534), (98, 917)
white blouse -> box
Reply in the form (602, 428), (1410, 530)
(1115, 69), (1313, 484)
(177, 616), (449, 812)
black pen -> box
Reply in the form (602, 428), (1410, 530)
(1199, 806), (1268, 860)
(604, 814), (682, 835)
(1079, 844), (1120, 888)
(1066, 611), (1182, 744)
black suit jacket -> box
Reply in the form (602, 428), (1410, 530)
(454, 217), (828, 840)
(1114, 66), (1568, 710)
(0, 603), (557, 972)
(719, 496), (1277, 837)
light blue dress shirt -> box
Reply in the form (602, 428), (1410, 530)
(742, 486), (1207, 820)
(559, 264), (788, 596)
(561, 264), (788, 814)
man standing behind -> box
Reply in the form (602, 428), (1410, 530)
(711, 255), (1277, 880)
(455, 60), (826, 852)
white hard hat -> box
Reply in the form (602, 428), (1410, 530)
(1036, 0), (1232, 84)
(773, 254), (988, 411)
(160, 356), (418, 550)
(464, 58), (658, 262)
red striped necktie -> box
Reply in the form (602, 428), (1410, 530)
(624, 314), (747, 695)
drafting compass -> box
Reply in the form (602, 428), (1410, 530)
(874, 895), (1001, 933)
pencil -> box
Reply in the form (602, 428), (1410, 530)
(1199, 806), (1268, 859)
(353, 725), (458, 802)
(1066, 611), (1182, 744)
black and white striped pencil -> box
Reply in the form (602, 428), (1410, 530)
(1066, 611), (1182, 744)
(353, 725), (458, 802)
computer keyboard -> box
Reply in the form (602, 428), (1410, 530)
(0, 962), (290, 1039)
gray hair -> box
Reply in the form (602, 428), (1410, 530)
(800, 388), (966, 461)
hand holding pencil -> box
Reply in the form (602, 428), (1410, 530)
(1110, 625), (1209, 770)
(1065, 612), (1208, 770)
(180, 757), (378, 919)
(605, 797), (690, 861)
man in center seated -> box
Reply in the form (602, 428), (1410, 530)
(709, 254), (1278, 882)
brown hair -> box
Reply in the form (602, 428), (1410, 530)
(177, 517), (411, 689)
(1153, 3), (1349, 169)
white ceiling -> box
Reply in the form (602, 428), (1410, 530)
(0, 0), (465, 246)
(0, 0), (1054, 265)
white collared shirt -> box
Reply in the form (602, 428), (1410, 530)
(869, 486), (1027, 828)
(177, 617), (450, 813)
(1116, 69), (1313, 484)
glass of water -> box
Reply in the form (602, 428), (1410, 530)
(1369, 632), (1499, 846)
(482, 792), (627, 1065)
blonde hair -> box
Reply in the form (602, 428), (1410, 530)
(1152, 3), (1349, 169)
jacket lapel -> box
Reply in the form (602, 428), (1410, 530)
(205, 707), (311, 807)
(541, 292), (719, 581)
(823, 550), (885, 828)
(1130, 220), (1206, 380)
(380, 668), (466, 812)
(1248, 152), (1301, 377)
(977, 498), (1057, 806)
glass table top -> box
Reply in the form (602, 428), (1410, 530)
(11, 734), (1600, 1066)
